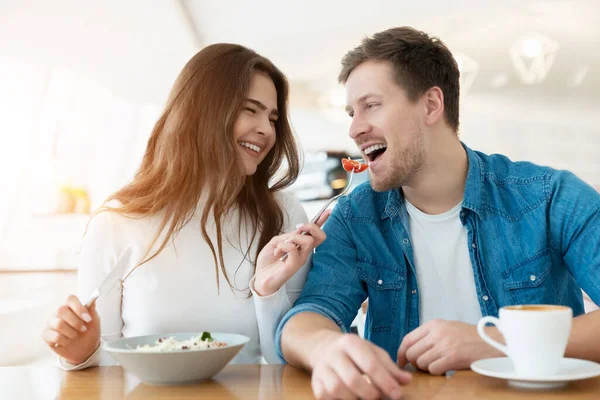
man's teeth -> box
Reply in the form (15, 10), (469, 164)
(364, 144), (387, 155)
(239, 141), (261, 153)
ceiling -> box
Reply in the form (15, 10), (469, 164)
(0, 0), (598, 106)
(184, 0), (600, 102)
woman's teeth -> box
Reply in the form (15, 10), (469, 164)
(239, 141), (261, 153)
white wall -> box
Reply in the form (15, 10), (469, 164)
(461, 93), (600, 186)
(0, 0), (198, 104)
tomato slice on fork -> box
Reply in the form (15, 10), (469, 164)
(341, 157), (368, 173)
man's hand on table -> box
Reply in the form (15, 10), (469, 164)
(397, 320), (503, 375)
(310, 333), (412, 400)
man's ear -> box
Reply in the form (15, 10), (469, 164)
(423, 87), (445, 127)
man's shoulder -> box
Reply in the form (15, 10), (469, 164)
(475, 149), (593, 196)
(475, 150), (556, 184)
(471, 149), (590, 220)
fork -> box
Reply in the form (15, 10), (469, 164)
(278, 169), (356, 262)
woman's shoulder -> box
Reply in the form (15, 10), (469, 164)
(86, 200), (157, 238)
(274, 190), (308, 228)
(274, 190), (302, 211)
(88, 200), (128, 228)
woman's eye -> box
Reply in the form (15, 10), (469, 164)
(246, 107), (257, 114)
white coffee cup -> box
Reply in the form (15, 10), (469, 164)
(477, 305), (573, 377)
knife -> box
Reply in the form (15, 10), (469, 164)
(84, 247), (132, 308)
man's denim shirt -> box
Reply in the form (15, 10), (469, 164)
(276, 144), (600, 362)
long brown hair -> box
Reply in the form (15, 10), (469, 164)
(99, 43), (300, 290)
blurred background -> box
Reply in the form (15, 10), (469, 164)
(1, 0), (599, 366)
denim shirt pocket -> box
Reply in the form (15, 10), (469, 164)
(502, 248), (553, 304)
(356, 259), (406, 332)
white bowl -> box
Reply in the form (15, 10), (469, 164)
(104, 332), (249, 385)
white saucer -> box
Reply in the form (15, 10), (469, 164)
(471, 357), (600, 389)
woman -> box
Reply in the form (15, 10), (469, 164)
(42, 43), (328, 368)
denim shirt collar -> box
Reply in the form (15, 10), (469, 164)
(382, 142), (485, 220)
(461, 143), (485, 218)
(382, 189), (401, 220)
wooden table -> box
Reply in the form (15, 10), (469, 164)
(1, 365), (598, 399)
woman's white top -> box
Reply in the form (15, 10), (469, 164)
(60, 192), (309, 369)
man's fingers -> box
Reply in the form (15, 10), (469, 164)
(404, 337), (434, 366)
(426, 354), (454, 376)
(346, 342), (404, 399)
(311, 377), (325, 400)
(319, 366), (356, 400)
(332, 353), (381, 400)
(398, 325), (429, 366)
(373, 346), (413, 385)
(415, 347), (443, 372)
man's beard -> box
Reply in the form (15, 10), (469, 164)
(369, 130), (425, 192)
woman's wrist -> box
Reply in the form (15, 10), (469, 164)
(64, 340), (101, 366)
(252, 274), (278, 297)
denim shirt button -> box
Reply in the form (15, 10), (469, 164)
(377, 279), (383, 285)
(403, 238), (409, 244)
(471, 243), (477, 249)
(482, 295), (489, 301)
(411, 289), (417, 294)
(530, 275), (536, 281)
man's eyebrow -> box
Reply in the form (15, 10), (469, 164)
(344, 93), (379, 113)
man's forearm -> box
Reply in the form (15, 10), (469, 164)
(280, 312), (344, 371)
(565, 309), (600, 362)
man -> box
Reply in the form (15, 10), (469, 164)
(276, 26), (600, 400)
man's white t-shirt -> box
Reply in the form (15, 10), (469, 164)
(405, 200), (482, 325)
